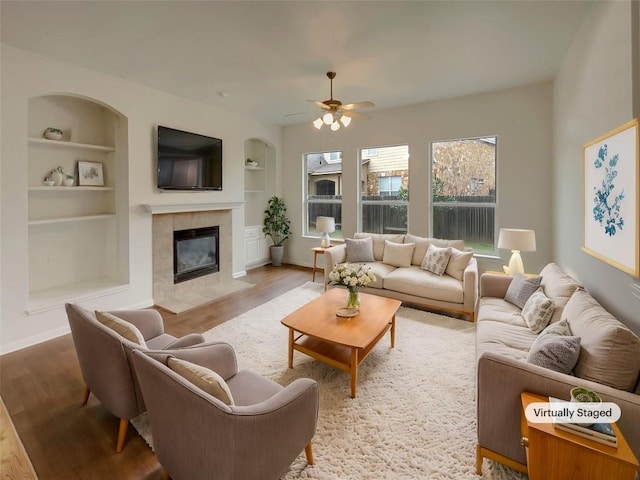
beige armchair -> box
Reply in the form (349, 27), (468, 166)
(65, 303), (205, 452)
(131, 344), (319, 480)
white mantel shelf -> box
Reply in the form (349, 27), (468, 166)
(143, 202), (243, 214)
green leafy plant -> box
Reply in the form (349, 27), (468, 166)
(262, 196), (291, 246)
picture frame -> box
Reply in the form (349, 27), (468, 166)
(583, 118), (639, 277)
(77, 161), (105, 187)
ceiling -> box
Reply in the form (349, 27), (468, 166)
(1, 1), (593, 126)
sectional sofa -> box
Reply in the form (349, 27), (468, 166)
(475, 263), (640, 475)
(323, 233), (478, 321)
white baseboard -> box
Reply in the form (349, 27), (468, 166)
(0, 325), (71, 356)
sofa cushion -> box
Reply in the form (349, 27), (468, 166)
(521, 288), (554, 334)
(345, 237), (375, 263)
(404, 234), (465, 266)
(168, 357), (235, 405)
(504, 274), (542, 309)
(539, 262), (581, 324)
(445, 248), (473, 281)
(476, 319), (538, 360)
(526, 334), (581, 374)
(563, 288), (640, 392)
(354, 233), (404, 261)
(477, 298), (527, 328)
(384, 266), (464, 303)
(95, 311), (147, 346)
(382, 240), (414, 268)
(421, 244), (451, 276)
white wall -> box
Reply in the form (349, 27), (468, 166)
(282, 82), (554, 275)
(553, 0), (640, 335)
(0, 44), (281, 353)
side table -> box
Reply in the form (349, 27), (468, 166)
(311, 246), (330, 283)
(520, 392), (638, 480)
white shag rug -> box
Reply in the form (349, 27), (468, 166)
(132, 282), (526, 480)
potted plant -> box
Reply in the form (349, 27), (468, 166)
(262, 196), (291, 266)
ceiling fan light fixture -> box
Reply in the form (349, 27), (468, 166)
(340, 115), (351, 127)
(313, 117), (324, 129)
(330, 121), (340, 131)
(322, 112), (334, 125)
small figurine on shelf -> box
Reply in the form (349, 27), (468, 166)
(246, 158), (258, 167)
(49, 166), (73, 186)
(43, 127), (63, 141)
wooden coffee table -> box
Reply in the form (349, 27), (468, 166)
(281, 288), (402, 398)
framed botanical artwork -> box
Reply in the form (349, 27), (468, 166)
(583, 118), (639, 277)
(77, 161), (104, 187)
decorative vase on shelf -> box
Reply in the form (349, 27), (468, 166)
(43, 127), (63, 141)
(50, 171), (64, 186)
(346, 287), (360, 310)
(63, 178), (74, 187)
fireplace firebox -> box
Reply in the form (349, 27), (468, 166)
(173, 226), (219, 284)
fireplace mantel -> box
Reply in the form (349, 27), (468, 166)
(143, 202), (243, 215)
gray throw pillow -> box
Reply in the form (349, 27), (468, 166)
(345, 237), (375, 263)
(504, 274), (542, 309)
(526, 334), (581, 374)
(529, 318), (572, 352)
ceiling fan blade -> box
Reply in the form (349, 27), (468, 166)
(341, 101), (375, 111)
(341, 110), (370, 120)
(283, 111), (310, 117)
(306, 100), (332, 111)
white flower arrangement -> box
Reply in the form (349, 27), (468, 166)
(328, 263), (376, 290)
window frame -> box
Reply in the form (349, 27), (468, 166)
(303, 150), (343, 239)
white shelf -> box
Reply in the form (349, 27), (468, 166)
(28, 186), (114, 191)
(245, 165), (264, 171)
(28, 214), (115, 226)
(244, 190), (265, 193)
(28, 137), (115, 152)
(27, 277), (129, 315)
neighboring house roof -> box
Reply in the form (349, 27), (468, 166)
(307, 155), (369, 176)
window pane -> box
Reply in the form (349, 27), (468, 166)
(305, 151), (343, 239)
(431, 137), (496, 251)
(432, 138), (496, 202)
(432, 205), (495, 251)
(360, 145), (409, 233)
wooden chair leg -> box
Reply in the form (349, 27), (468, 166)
(116, 418), (129, 453)
(160, 468), (170, 480)
(475, 444), (483, 475)
(305, 442), (314, 465)
(81, 386), (91, 405)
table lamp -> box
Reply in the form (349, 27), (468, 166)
(497, 228), (536, 274)
(316, 216), (335, 248)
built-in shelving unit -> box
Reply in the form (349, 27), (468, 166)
(27, 95), (130, 313)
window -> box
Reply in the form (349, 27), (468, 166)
(304, 151), (343, 239)
(360, 145), (409, 234)
(430, 137), (496, 252)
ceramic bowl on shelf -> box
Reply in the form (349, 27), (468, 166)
(43, 180), (56, 187)
(63, 178), (75, 187)
(43, 128), (63, 141)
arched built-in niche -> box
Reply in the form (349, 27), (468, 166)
(27, 94), (129, 312)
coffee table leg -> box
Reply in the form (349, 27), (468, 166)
(390, 314), (396, 348)
(288, 328), (294, 368)
(350, 348), (358, 398)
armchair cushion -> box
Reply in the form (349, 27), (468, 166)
(168, 357), (234, 405)
(95, 311), (146, 346)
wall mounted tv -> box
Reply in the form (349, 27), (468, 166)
(157, 125), (222, 191)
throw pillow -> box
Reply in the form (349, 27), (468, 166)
(526, 334), (581, 374)
(504, 274), (542, 309)
(382, 240), (415, 268)
(345, 237), (375, 263)
(521, 288), (555, 334)
(445, 248), (473, 281)
(95, 311), (146, 346)
(530, 318), (573, 352)
(168, 357), (235, 405)
(421, 244), (452, 276)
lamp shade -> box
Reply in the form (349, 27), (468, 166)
(497, 228), (536, 252)
(316, 216), (335, 233)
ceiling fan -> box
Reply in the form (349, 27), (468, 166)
(307, 71), (374, 130)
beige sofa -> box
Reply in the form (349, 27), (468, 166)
(475, 263), (640, 475)
(323, 233), (478, 321)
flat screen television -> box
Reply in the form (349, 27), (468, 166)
(157, 125), (222, 191)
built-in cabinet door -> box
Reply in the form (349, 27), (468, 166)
(244, 226), (269, 268)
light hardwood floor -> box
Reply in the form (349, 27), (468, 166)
(0, 265), (313, 479)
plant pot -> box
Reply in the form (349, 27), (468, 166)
(570, 387), (602, 426)
(270, 245), (284, 267)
